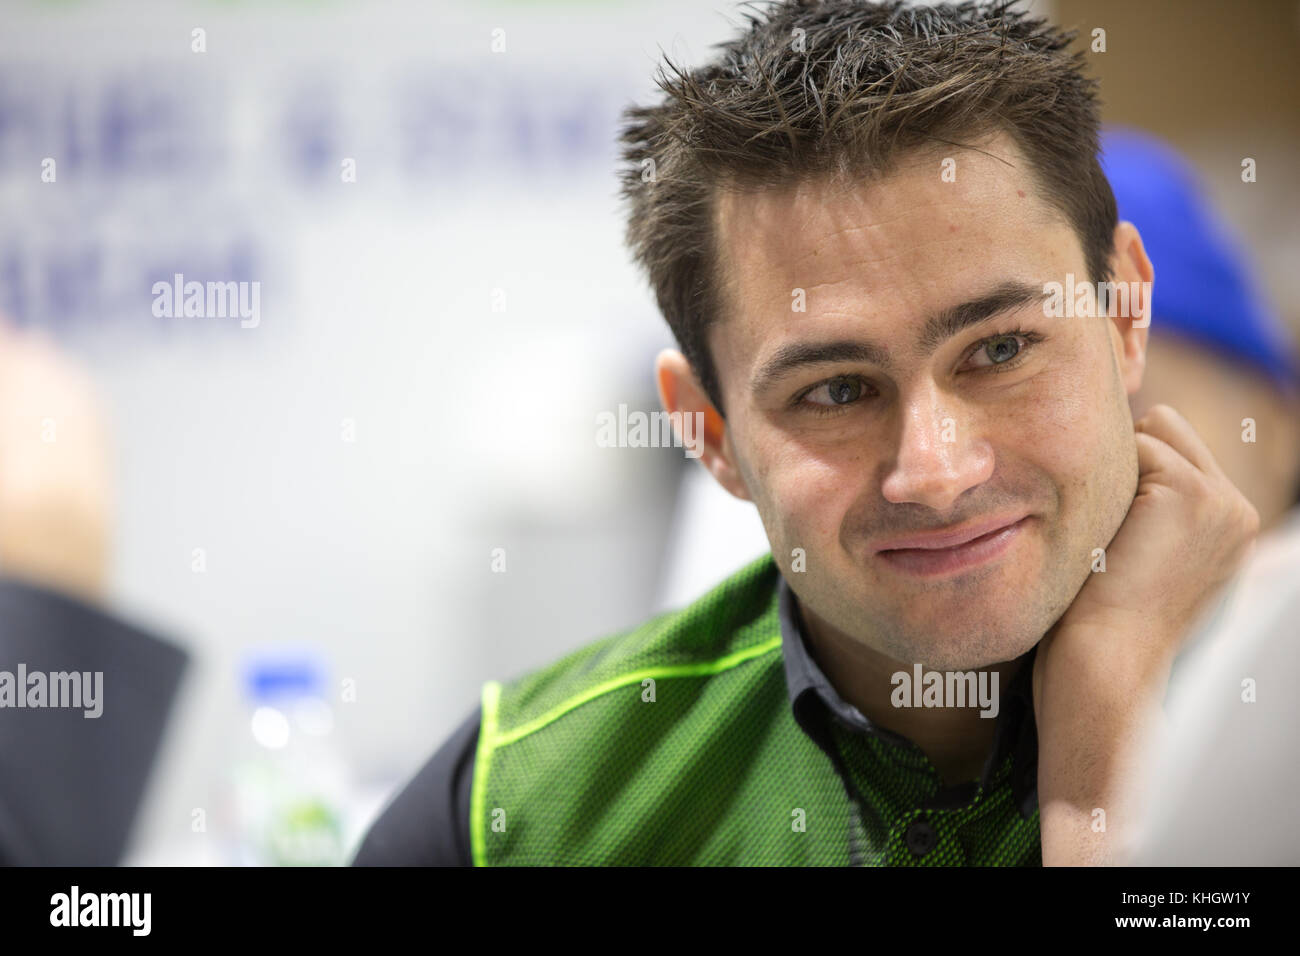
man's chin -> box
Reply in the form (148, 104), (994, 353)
(898, 628), (1041, 672)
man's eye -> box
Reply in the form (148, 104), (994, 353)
(804, 376), (867, 407)
(967, 333), (1026, 369)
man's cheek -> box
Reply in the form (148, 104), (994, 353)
(769, 474), (851, 550)
(1010, 378), (1099, 471)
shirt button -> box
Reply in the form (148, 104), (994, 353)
(905, 818), (937, 858)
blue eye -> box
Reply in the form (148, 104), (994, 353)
(981, 335), (1020, 364)
(967, 331), (1040, 370)
(804, 376), (867, 408)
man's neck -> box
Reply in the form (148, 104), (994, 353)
(797, 600), (1025, 787)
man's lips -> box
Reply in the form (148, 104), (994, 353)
(874, 512), (1031, 554)
(873, 513), (1032, 577)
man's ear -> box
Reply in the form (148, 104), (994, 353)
(654, 349), (753, 502)
(1109, 221), (1154, 397)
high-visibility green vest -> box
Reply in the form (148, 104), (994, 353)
(471, 553), (1041, 865)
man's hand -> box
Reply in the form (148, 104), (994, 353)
(1033, 404), (1260, 865)
(0, 321), (112, 604)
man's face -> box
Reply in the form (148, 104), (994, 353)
(706, 133), (1143, 671)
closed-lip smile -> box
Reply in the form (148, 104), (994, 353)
(874, 512), (1032, 577)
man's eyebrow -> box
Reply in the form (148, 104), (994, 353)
(749, 280), (1048, 395)
(750, 340), (893, 395)
(916, 281), (1048, 355)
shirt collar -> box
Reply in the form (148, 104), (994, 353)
(776, 571), (1039, 818)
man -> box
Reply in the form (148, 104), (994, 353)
(0, 323), (189, 865)
(1105, 128), (1300, 534)
(354, 0), (1258, 866)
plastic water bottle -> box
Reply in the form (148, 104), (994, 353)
(229, 651), (349, 866)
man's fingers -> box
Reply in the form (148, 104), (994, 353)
(1133, 404), (1224, 479)
(1135, 423), (1261, 548)
(1134, 430), (1188, 485)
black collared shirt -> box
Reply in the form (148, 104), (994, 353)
(352, 572), (1039, 865)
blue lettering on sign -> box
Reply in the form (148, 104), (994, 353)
(0, 62), (631, 331)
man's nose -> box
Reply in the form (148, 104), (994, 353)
(879, 391), (994, 511)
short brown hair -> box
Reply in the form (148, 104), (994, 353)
(619, 0), (1117, 415)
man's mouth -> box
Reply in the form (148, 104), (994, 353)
(874, 513), (1031, 577)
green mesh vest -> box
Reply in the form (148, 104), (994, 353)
(471, 553), (1041, 865)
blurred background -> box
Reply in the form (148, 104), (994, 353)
(0, 0), (1297, 865)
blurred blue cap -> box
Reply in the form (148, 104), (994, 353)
(1099, 127), (1299, 392)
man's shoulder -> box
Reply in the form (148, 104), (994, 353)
(489, 552), (784, 734)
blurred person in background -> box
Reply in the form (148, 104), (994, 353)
(0, 320), (187, 865)
(1104, 129), (1300, 534)
(1101, 127), (1300, 678)
(1095, 131), (1300, 864)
